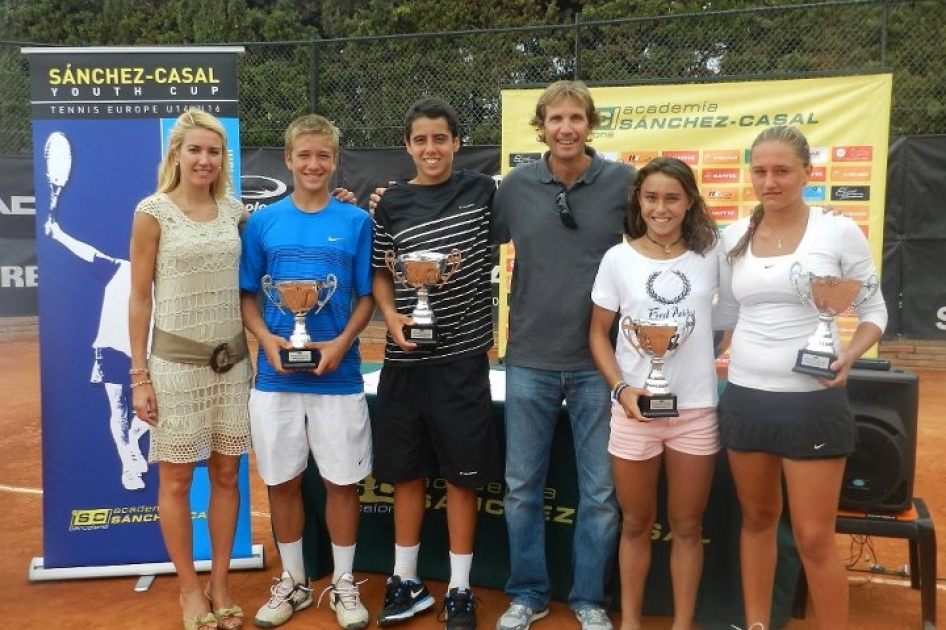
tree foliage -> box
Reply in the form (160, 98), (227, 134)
(0, 0), (943, 152)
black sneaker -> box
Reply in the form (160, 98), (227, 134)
(439, 587), (477, 630)
(377, 575), (435, 626)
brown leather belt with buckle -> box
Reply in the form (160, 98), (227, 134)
(150, 327), (248, 374)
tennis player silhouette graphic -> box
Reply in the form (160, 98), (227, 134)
(42, 131), (150, 491)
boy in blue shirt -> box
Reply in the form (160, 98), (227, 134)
(240, 114), (374, 630)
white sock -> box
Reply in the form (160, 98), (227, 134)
(332, 543), (356, 582)
(393, 543), (420, 582)
(277, 538), (307, 585)
(448, 552), (472, 590)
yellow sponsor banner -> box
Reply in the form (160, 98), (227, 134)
(498, 74), (892, 358)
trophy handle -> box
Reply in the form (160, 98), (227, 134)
(384, 250), (407, 286)
(620, 316), (645, 357)
(851, 274), (880, 310)
(313, 274), (338, 315)
(260, 275), (287, 314)
(436, 249), (463, 288)
(790, 262), (813, 308)
(669, 312), (696, 352)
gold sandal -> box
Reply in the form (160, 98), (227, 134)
(182, 611), (218, 630)
(212, 604), (244, 630)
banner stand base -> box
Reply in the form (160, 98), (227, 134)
(28, 543), (265, 582)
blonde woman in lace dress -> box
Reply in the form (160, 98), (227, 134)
(129, 109), (251, 630)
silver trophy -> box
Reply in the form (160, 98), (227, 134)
(261, 275), (337, 369)
(790, 262), (879, 378)
(621, 314), (695, 418)
(385, 249), (462, 348)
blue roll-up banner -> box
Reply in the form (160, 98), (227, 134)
(22, 46), (262, 580)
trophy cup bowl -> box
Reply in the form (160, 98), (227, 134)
(261, 274), (337, 369)
(620, 315), (694, 418)
(385, 249), (462, 348)
(790, 262), (879, 378)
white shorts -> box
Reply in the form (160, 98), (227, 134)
(249, 389), (372, 486)
(608, 405), (720, 461)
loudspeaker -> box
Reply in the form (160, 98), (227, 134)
(840, 368), (919, 513)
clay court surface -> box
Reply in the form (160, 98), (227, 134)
(1, 335), (943, 630)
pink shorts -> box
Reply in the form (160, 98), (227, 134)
(608, 405), (720, 461)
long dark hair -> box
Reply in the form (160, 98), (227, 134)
(626, 156), (718, 255)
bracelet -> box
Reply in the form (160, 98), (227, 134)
(129, 379), (152, 389)
(610, 380), (629, 403)
(129, 367), (150, 375)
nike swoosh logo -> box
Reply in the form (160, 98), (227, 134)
(328, 237), (344, 242)
(814, 443), (826, 449)
(410, 588), (425, 599)
(764, 264), (775, 269)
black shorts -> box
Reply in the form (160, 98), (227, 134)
(718, 383), (856, 460)
(373, 353), (502, 488)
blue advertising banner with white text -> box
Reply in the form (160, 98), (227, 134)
(23, 46), (251, 572)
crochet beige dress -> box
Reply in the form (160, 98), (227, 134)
(137, 193), (251, 464)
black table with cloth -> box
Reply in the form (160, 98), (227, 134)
(300, 367), (801, 630)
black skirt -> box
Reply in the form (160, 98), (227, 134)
(718, 382), (856, 460)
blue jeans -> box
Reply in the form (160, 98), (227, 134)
(502, 365), (619, 611)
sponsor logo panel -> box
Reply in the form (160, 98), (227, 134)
(620, 151), (659, 166)
(701, 168), (740, 184)
(704, 187), (738, 202)
(702, 150), (741, 164)
(709, 205), (739, 222)
(662, 150), (699, 164)
(834, 205), (870, 222)
(810, 147), (830, 164)
(803, 185), (826, 202)
(831, 185), (870, 201)
(68, 504), (187, 530)
(830, 166), (872, 182)
(508, 153), (541, 167)
(832, 146), (874, 162)
(71, 509), (111, 528)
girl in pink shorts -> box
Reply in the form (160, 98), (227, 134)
(589, 157), (732, 630)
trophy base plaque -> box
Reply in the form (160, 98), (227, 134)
(640, 393), (679, 419)
(280, 347), (320, 370)
(404, 324), (439, 348)
(792, 348), (838, 379)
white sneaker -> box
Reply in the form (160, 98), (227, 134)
(121, 470), (144, 490)
(128, 449), (148, 473)
(254, 570), (313, 628)
(496, 603), (549, 630)
(319, 572), (369, 630)
(574, 607), (612, 630)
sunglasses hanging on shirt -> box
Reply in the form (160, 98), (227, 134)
(556, 189), (578, 229)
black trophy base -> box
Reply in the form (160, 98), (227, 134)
(792, 348), (838, 379)
(404, 324), (439, 348)
(640, 393), (679, 419)
(280, 347), (320, 370)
